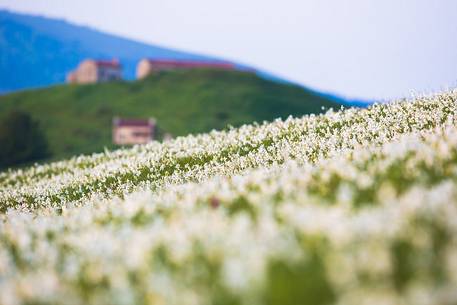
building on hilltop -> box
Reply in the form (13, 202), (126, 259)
(67, 59), (122, 84)
(112, 117), (156, 145)
(136, 59), (236, 79)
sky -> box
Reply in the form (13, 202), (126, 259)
(1, 0), (457, 100)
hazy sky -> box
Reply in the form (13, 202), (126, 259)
(1, 0), (457, 100)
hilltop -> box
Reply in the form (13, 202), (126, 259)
(0, 69), (341, 161)
(0, 9), (368, 105)
(0, 10), (225, 92)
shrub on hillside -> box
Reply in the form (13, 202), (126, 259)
(0, 111), (49, 169)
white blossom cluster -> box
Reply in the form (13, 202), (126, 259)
(1, 91), (457, 305)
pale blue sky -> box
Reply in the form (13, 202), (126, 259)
(1, 0), (457, 100)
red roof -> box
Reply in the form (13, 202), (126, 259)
(146, 59), (235, 70)
(114, 118), (154, 127)
(95, 59), (120, 68)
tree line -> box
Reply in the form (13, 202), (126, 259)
(0, 111), (49, 170)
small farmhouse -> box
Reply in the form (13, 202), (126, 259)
(112, 117), (156, 145)
(136, 59), (235, 79)
(67, 59), (122, 84)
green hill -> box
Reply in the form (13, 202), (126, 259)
(0, 69), (341, 161)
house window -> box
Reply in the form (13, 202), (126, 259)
(132, 131), (151, 138)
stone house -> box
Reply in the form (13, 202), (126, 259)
(112, 117), (156, 145)
(67, 59), (122, 84)
(136, 59), (235, 79)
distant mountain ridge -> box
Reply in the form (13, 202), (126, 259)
(0, 9), (370, 105)
(0, 9), (229, 92)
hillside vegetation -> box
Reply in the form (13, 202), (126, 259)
(0, 69), (340, 161)
(1, 90), (457, 305)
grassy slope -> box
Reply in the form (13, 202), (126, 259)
(0, 69), (340, 160)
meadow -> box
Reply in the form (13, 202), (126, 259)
(0, 69), (340, 160)
(1, 90), (457, 305)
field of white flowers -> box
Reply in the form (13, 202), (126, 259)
(1, 90), (457, 305)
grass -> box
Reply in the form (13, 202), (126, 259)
(0, 69), (340, 161)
